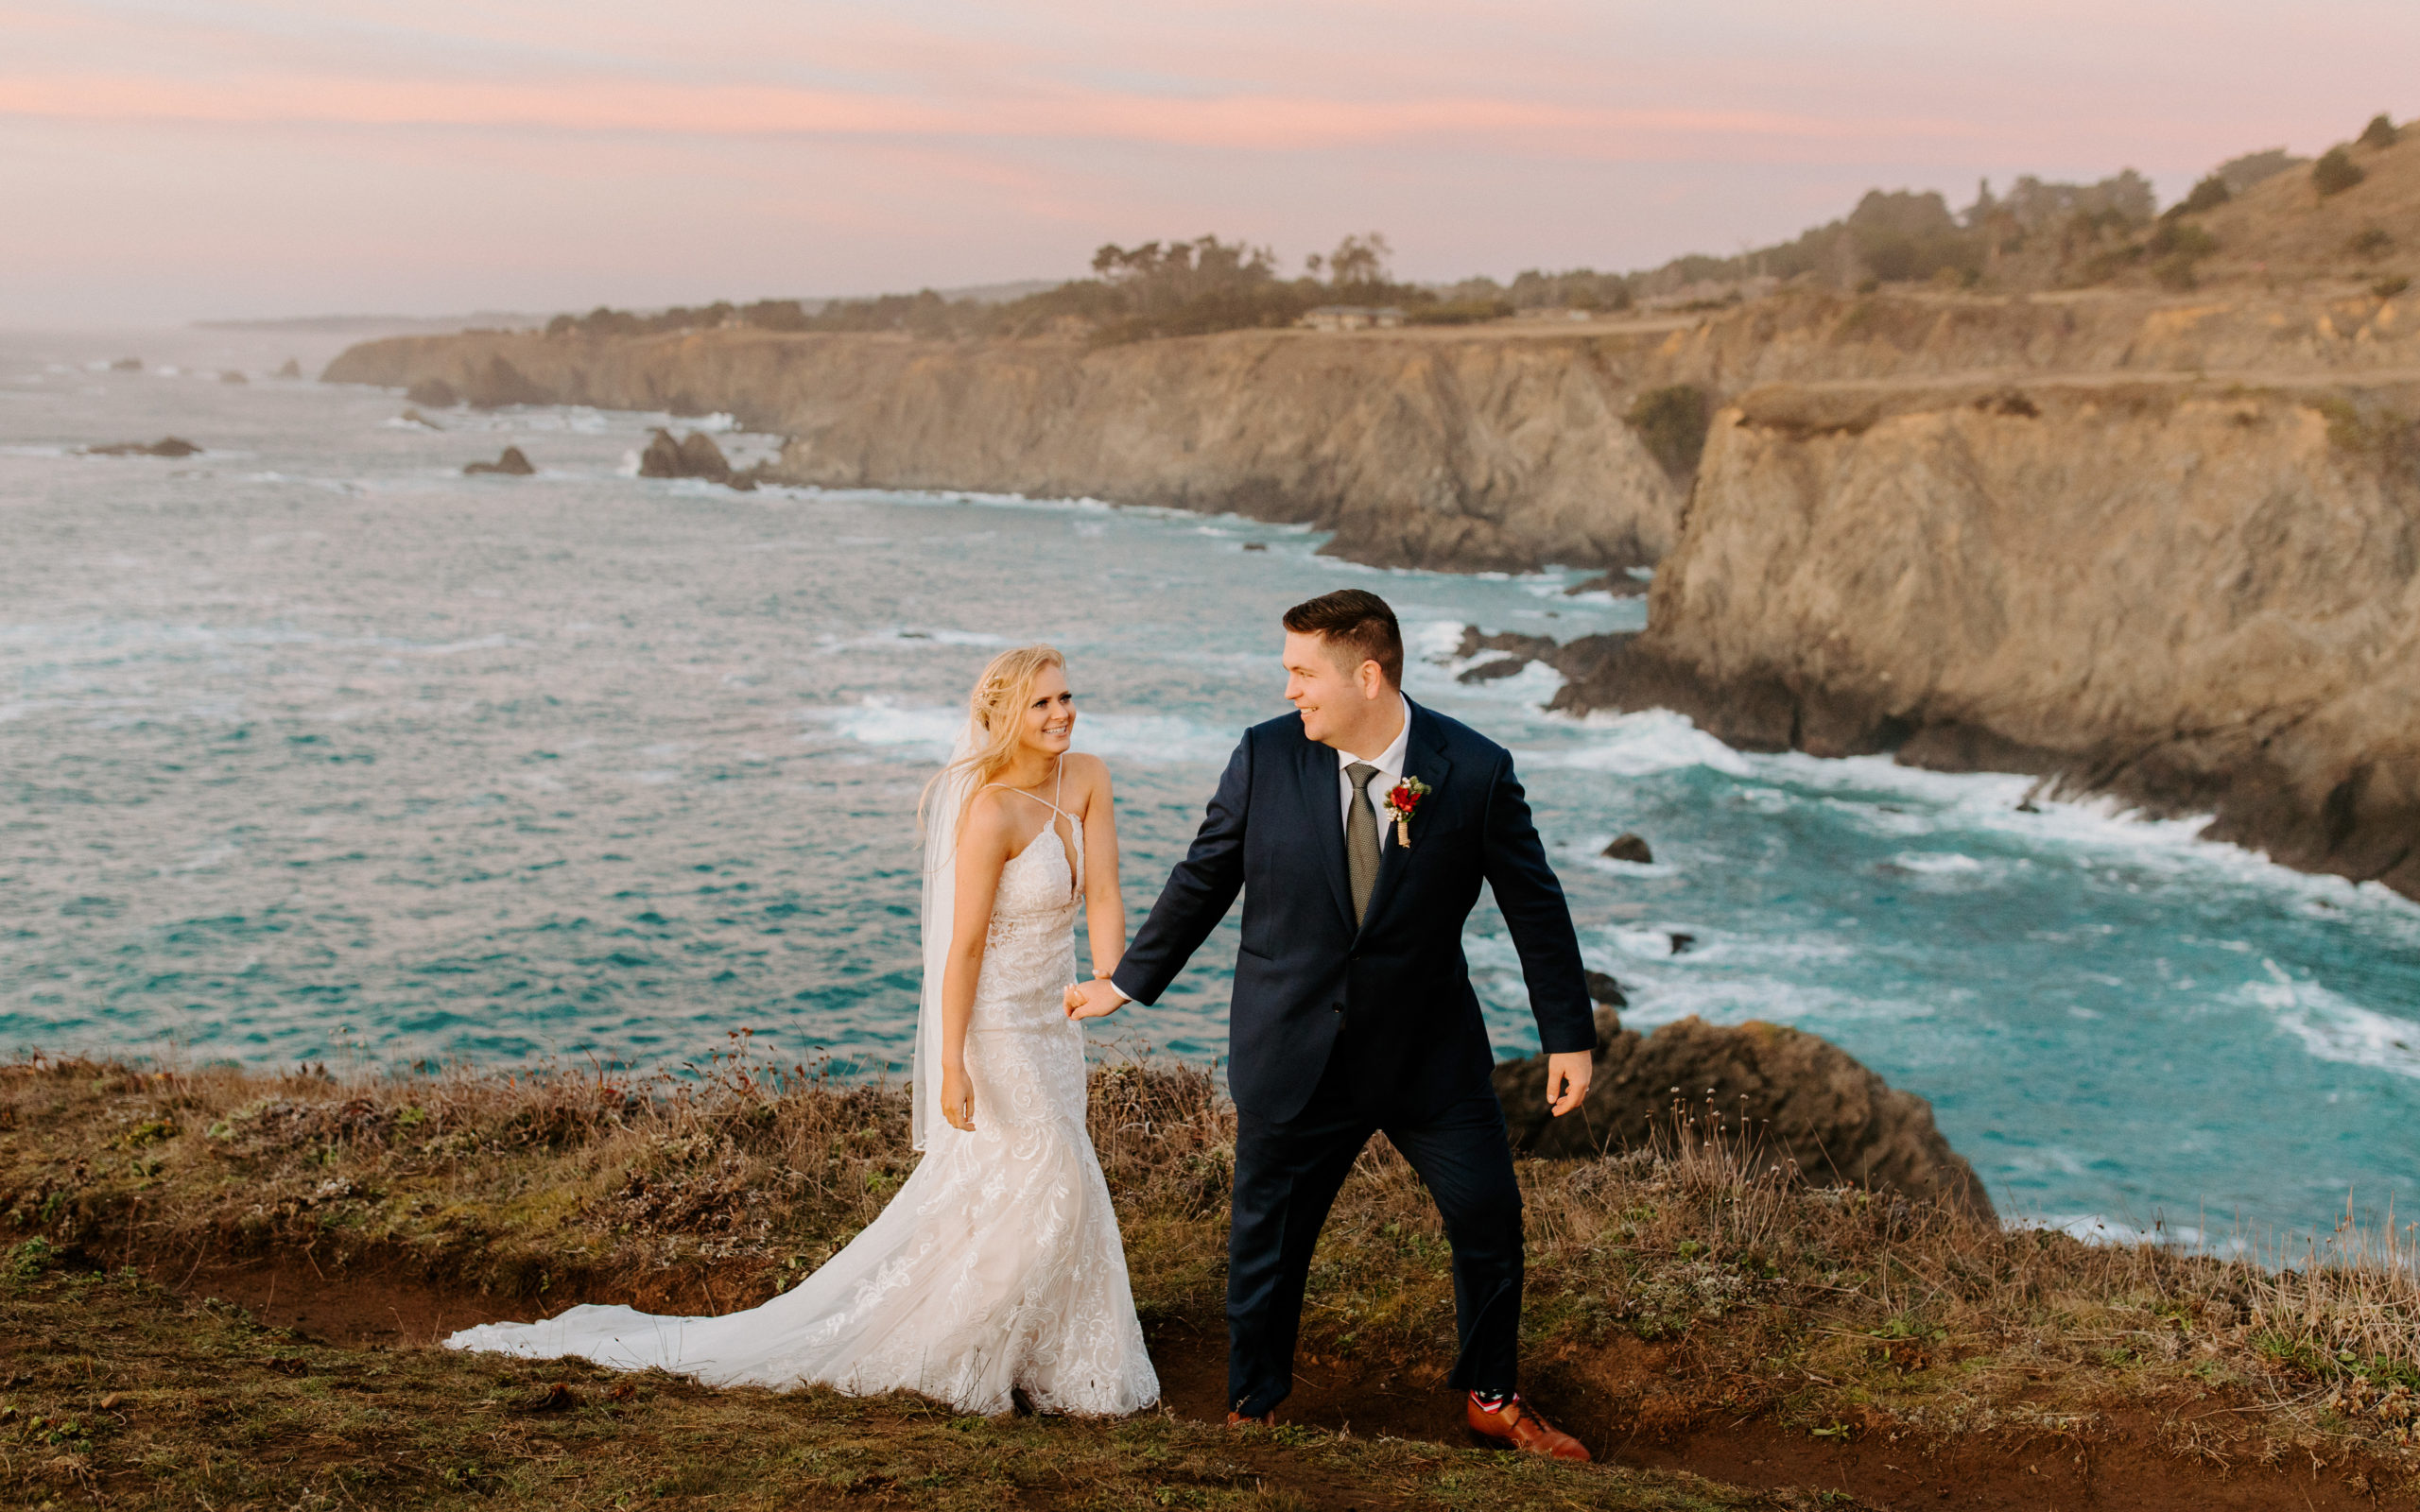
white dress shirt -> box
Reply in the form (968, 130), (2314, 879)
(1335, 694), (1413, 839)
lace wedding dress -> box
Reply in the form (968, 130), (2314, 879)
(445, 758), (1160, 1417)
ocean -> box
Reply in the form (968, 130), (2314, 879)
(5, 325), (2416, 1241)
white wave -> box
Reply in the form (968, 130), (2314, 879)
(1519, 709), (1752, 778)
(2009, 1212), (2222, 1247)
(2243, 962), (2420, 1080)
(806, 699), (1238, 765)
(1419, 660), (1565, 707)
(386, 633), (517, 658)
(1072, 713), (1236, 765)
(1403, 617), (1469, 663)
(1606, 925), (1694, 960)
(806, 700), (969, 754)
(1886, 850), (1987, 874)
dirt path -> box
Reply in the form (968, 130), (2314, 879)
(169, 1255), (2392, 1512)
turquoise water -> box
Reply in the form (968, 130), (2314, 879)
(5, 327), (2418, 1240)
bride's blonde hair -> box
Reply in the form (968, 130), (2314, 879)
(921, 644), (1067, 829)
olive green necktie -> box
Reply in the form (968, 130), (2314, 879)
(1345, 763), (1381, 926)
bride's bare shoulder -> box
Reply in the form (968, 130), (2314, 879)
(1064, 751), (1115, 800)
(958, 785), (1023, 849)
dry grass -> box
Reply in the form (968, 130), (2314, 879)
(4, 1048), (2419, 1485)
(0, 1261), (1800, 1512)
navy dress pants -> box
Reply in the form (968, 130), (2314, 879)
(1226, 1045), (1525, 1417)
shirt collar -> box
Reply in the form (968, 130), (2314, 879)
(1337, 693), (1414, 777)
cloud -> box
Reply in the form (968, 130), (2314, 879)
(0, 72), (1973, 163)
(0, 0), (2412, 323)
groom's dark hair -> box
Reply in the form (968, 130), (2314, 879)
(1283, 589), (1403, 687)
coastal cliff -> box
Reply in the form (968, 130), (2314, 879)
(323, 325), (1693, 572)
(322, 127), (2420, 891)
(1552, 369), (2420, 896)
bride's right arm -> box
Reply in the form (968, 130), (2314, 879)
(941, 794), (1013, 1129)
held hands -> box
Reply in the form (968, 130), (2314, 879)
(940, 1058), (977, 1132)
(1545, 1050), (1594, 1118)
(1063, 977), (1126, 1022)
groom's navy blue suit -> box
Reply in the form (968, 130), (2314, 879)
(1110, 697), (1595, 1415)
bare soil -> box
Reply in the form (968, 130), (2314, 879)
(174, 1255), (2396, 1512)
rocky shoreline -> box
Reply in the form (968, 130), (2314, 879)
(322, 204), (2420, 901)
(323, 323), (1698, 573)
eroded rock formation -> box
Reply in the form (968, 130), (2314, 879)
(84, 437), (199, 457)
(636, 428), (752, 490)
(324, 325), (1698, 571)
(1550, 373), (2420, 898)
(463, 446), (535, 476)
(1494, 1010), (1995, 1221)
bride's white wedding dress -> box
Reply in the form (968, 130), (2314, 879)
(445, 765), (1159, 1417)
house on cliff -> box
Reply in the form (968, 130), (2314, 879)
(1299, 304), (1404, 331)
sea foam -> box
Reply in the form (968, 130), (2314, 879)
(2244, 961), (2420, 1080)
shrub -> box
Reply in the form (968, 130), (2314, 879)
(2314, 147), (2367, 198)
(2177, 175), (2232, 215)
(1408, 299), (1514, 326)
(2377, 276), (2412, 300)
(2359, 114), (2400, 150)
(1626, 386), (1712, 478)
(2348, 227), (2396, 259)
(2148, 220), (2219, 260)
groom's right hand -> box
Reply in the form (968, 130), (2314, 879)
(1064, 979), (1127, 1021)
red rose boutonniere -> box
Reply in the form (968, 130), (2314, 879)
(1384, 776), (1432, 848)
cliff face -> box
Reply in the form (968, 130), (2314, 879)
(323, 326), (1692, 572)
(326, 269), (2420, 890)
(1556, 371), (2420, 895)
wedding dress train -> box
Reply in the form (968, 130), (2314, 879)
(445, 769), (1159, 1416)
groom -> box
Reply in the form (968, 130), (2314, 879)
(1066, 589), (1597, 1460)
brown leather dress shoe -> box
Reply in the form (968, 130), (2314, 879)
(1226, 1409), (1274, 1427)
(1465, 1396), (1590, 1461)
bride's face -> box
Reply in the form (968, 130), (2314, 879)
(1016, 664), (1076, 759)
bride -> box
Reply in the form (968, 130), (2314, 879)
(446, 645), (1161, 1416)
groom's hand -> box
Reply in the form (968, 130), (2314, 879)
(1064, 978), (1127, 1021)
(1545, 1050), (1594, 1117)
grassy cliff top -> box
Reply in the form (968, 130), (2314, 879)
(3, 1052), (2415, 1508)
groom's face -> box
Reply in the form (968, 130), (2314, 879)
(1283, 629), (1384, 747)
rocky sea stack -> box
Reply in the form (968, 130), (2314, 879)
(463, 446), (536, 476)
(1493, 1008), (1995, 1221)
(638, 427), (752, 490)
(83, 437), (200, 457)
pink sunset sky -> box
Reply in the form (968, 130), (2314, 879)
(3, 0), (2412, 326)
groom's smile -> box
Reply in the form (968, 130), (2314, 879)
(1281, 628), (1400, 756)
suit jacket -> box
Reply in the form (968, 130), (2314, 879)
(1110, 698), (1596, 1123)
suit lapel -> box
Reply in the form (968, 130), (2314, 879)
(1354, 700), (1452, 938)
(1299, 731), (1356, 929)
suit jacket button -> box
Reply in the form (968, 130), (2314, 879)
(1331, 1003), (1343, 1013)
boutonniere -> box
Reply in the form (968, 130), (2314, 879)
(1384, 776), (1432, 848)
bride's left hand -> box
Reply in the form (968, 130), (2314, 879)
(942, 1060), (977, 1131)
